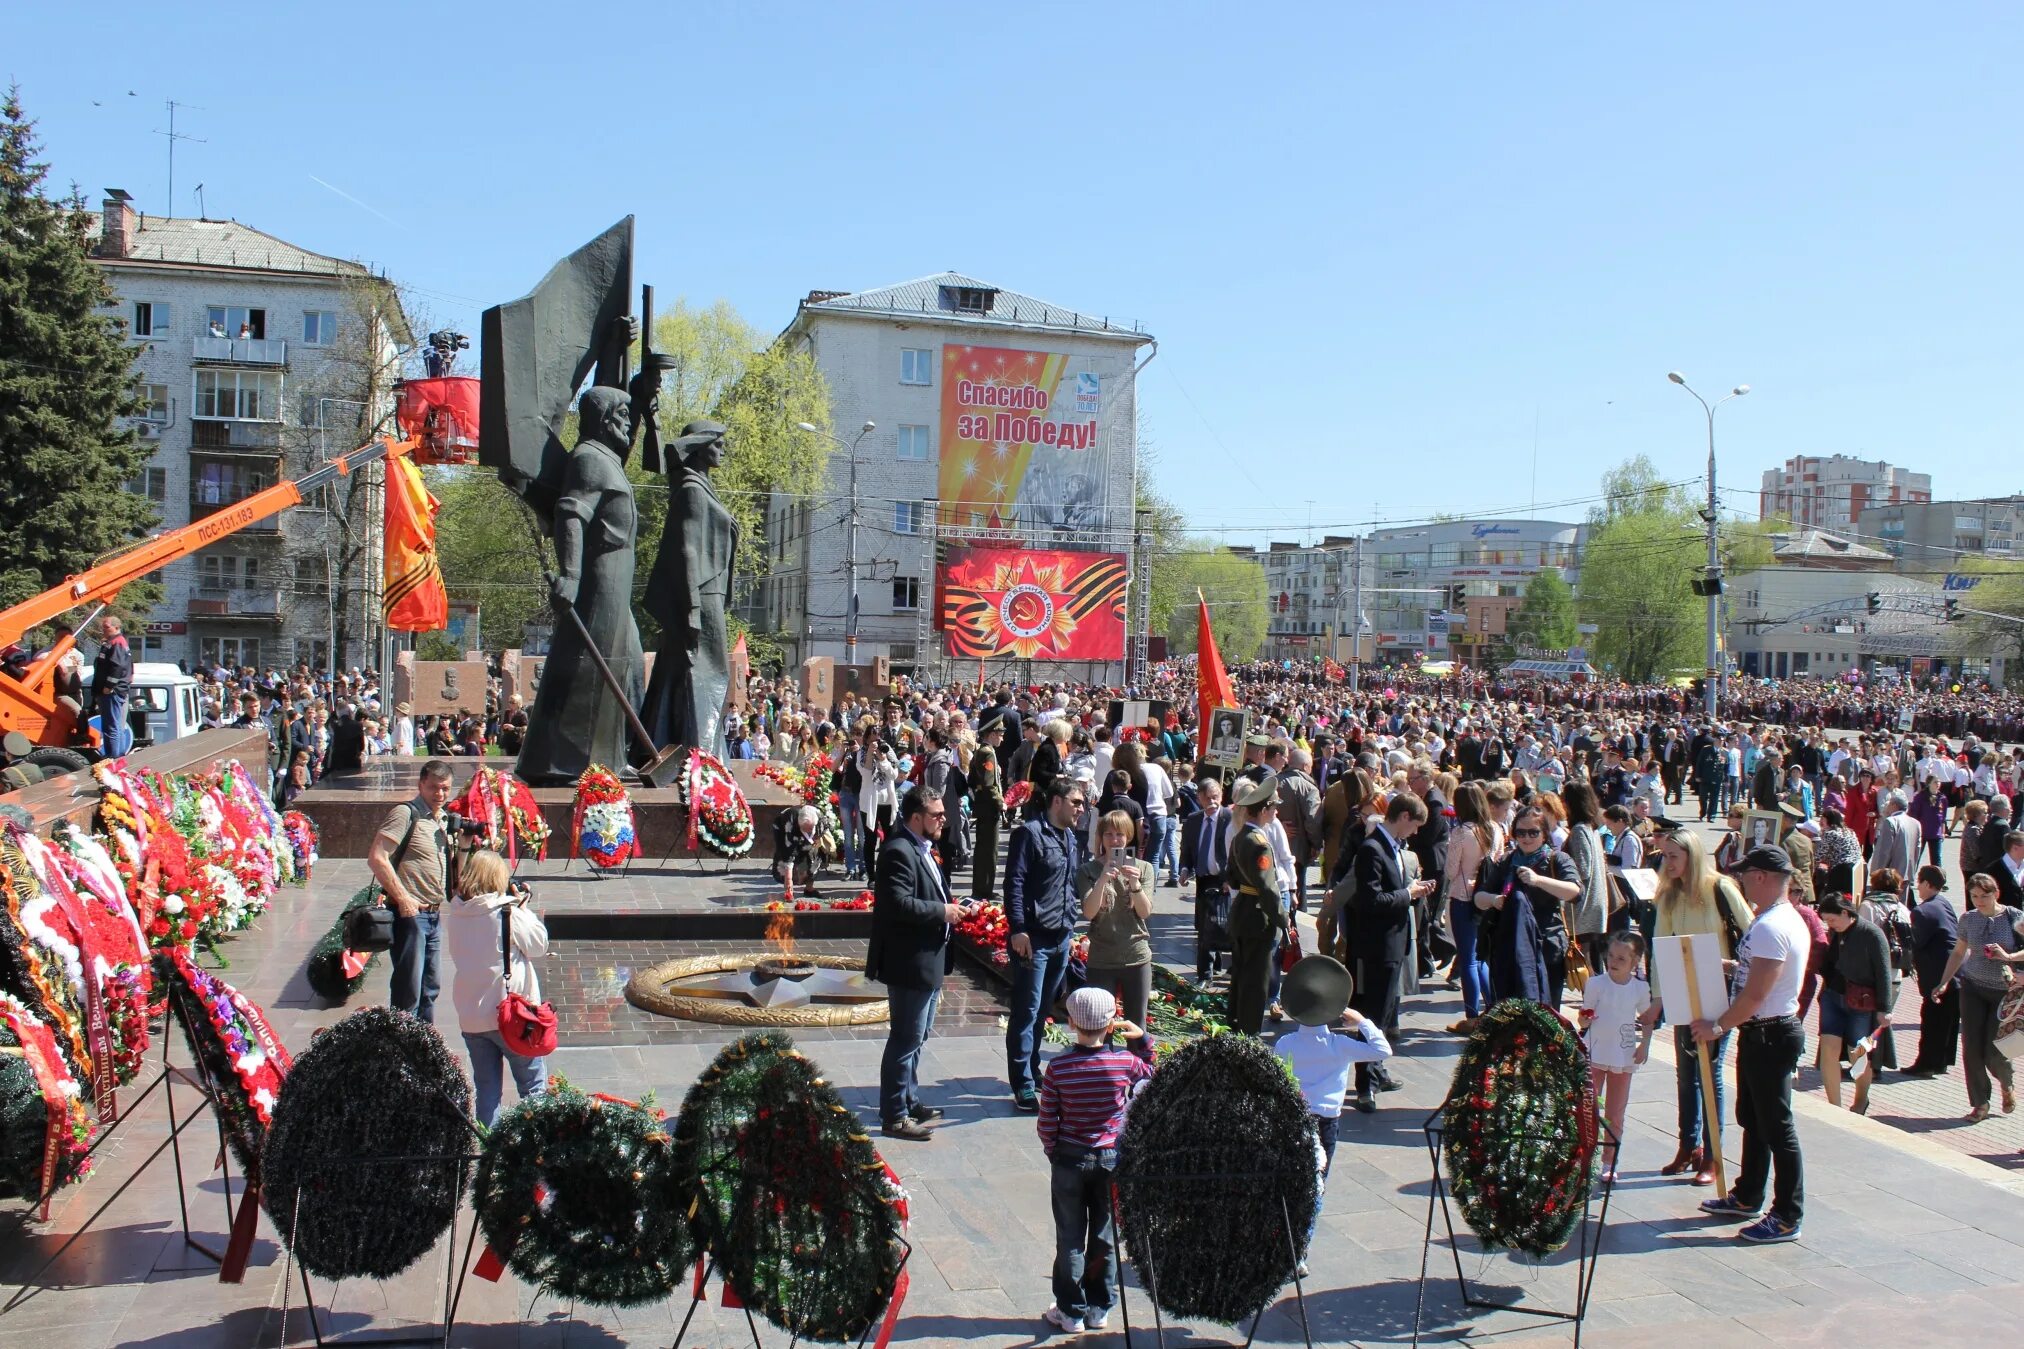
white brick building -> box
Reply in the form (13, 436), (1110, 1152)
(1759, 454), (1931, 532)
(92, 191), (410, 671)
(756, 274), (1152, 678)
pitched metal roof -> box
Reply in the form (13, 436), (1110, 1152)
(797, 272), (1150, 340)
(1768, 528), (1893, 563)
(104, 214), (370, 279)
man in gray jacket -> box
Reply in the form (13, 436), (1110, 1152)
(1867, 791), (1922, 899)
(1276, 748), (1326, 909)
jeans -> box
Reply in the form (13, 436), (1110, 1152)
(1674, 1024), (1730, 1156)
(1007, 932), (1074, 1097)
(464, 1030), (547, 1128)
(1733, 1015), (1805, 1226)
(1147, 814), (1179, 885)
(839, 790), (862, 874)
(1448, 898), (1489, 1017)
(1049, 1148), (1117, 1323)
(98, 694), (132, 757)
(1303, 1114), (1341, 1252)
(880, 983), (941, 1123)
(389, 909), (441, 1024)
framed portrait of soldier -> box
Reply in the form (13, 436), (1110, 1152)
(1204, 706), (1250, 770)
(1741, 809), (1784, 854)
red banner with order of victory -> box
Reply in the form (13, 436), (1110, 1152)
(940, 547), (1128, 662)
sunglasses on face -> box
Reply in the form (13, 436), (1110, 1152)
(1513, 827), (1544, 839)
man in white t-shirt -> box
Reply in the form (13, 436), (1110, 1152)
(1693, 844), (1809, 1244)
(1140, 754), (1177, 887)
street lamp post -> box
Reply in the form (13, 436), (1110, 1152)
(797, 420), (877, 659)
(1667, 372), (1749, 718)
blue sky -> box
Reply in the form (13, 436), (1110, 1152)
(14, 3), (2022, 539)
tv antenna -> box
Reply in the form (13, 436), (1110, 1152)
(152, 99), (206, 217)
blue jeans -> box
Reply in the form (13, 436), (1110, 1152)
(1147, 814), (1179, 885)
(464, 1030), (547, 1128)
(1448, 897), (1489, 1018)
(1050, 1148), (1117, 1323)
(1674, 1023), (1730, 1156)
(98, 694), (132, 756)
(839, 791), (862, 874)
(880, 983), (941, 1124)
(1007, 931), (1074, 1098)
(390, 909), (442, 1024)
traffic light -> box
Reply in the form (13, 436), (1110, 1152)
(1865, 592), (1881, 615)
(1945, 598), (1961, 622)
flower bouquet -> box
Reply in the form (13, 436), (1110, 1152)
(573, 765), (639, 869)
(684, 750), (753, 859)
(0, 992), (94, 1199)
(1003, 781), (1033, 813)
(280, 811), (319, 882)
(953, 900), (1012, 967)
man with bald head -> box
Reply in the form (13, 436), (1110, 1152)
(1276, 746), (1324, 909)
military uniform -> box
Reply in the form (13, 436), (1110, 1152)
(970, 744), (1006, 900)
(1226, 819), (1286, 1035)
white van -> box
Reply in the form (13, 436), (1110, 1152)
(80, 662), (205, 749)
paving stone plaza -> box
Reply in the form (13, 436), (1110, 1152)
(0, 811), (2017, 1349)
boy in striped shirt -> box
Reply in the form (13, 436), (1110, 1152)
(1037, 986), (1156, 1336)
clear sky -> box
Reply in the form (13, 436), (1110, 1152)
(13, 3), (2022, 540)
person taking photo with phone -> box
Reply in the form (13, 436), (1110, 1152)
(1077, 810), (1156, 1028)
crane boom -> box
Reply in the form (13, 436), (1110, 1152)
(0, 435), (421, 753)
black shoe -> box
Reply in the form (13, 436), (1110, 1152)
(1373, 1068), (1404, 1092)
(1355, 1087), (1377, 1114)
(1014, 1091), (1040, 1114)
(882, 1118), (933, 1141)
(908, 1104), (945, 1124)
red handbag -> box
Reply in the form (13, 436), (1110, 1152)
(1280, 920), (1304, 973)
(496, 904), (558, 1057)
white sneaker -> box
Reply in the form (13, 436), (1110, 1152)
(1085, 1308), (1110, 1330)
(1042, 1305), (1084, 1334)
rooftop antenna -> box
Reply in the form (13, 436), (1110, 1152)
(194, 182), (206, 220)
(152, 99), (206, 217)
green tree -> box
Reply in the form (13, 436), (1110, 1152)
(0, 87), (157, 620)
(1947, 556), (2024, 682)
(1163, 545), (1267, 662)
(1577, 455), (1702, 681)
(428, 467), (548, 651)
(1507, 567), (1578, 650)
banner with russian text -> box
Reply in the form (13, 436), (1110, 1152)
(940, 547), (1127, 662)
(939, 345), (1104, 530)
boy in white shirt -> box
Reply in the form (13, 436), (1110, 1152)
(1275, 956), (1391, 1274)
(1580, 931), (1652, 1182)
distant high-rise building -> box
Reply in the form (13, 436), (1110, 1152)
(1759, 454), (1930, 531)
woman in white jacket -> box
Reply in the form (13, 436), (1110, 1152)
(443, 850), (549, 1126)
(856, 725), (901, 867)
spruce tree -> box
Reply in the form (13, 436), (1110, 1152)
(0, 86), (156, 616)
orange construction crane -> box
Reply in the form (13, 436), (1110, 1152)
(0, 435), (421, 764)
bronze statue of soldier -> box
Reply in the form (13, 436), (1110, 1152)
(641, 420), (740, 755)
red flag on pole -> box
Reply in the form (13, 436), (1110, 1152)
(1196, 589), (1234, 742)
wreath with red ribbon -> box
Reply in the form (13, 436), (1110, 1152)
(162, 949), (291, 1175)
(0, 992), (94, 1200)
(1441, 997), (1598, 1256)
(572, 765), (639, 869)
(449, 766), (551, 862)
(684, 750), (753, 859)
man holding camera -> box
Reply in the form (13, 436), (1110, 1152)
(367, 759), (462, 1024)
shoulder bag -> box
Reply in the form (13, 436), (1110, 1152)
(496, 902), (558, 1057)
(344, 805), (416, 953)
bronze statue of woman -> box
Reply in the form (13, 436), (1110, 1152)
(640, 420), (740, 754)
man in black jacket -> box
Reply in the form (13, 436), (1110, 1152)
(867, 787), (968, 1140)
(1347, 792), (1436, 1112)
(1179, 777), (1231, 982)
(91, 616), (134, 756)
(1405, 761), (1451, 979)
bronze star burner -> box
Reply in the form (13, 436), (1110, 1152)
(625, 952), (889, 1026)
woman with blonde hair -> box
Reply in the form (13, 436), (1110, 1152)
(1641, 827), (1753, 1186)
(1077, 809), (1156, 1027)
(442, 849), (549, 1127)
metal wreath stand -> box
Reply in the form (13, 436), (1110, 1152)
(1411, 1099), (1620, 1349)
(1105, 1169), (1316, 1349)
(4, 966), (265, 1314)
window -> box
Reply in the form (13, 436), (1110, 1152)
(199, 637), (260, 668)
(900, 348), (933, 386)
(951, 287), (991, 313)
(295, 557), (329, 586)
(127, 468), (167, 502)
(194, 460), (274, 506)
(302, 311), (337, 345)
(896, 425), (931, 462)
(891, 577), (920, 611)
(137, 383), (170, 424)
(136, 634), (166, 660)
(205, 306), (266, 340)
(132, 301), (169, 337)
(894, 501), (928, 534)
(194, 369), (283, 420)
(198, 555), (262, 590)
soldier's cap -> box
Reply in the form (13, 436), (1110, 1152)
(1232, 774), (1280, 808)
(1244, 733), (1274, 749)
(675, 419), (727, 448)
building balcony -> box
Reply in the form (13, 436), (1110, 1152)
(187, 491), (284, 534)
(191, 420), (283, 452)
(188, 586), (284, 619)
(192, 336), (288, 365)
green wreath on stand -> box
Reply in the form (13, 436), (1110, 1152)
(303, 885), (380, 1003)
(1441, 997), (1598, 1257)
(262, 1008), (474, 1281)
(673, 1032), (907, 1344)
(473, 1077), (696, 1308)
